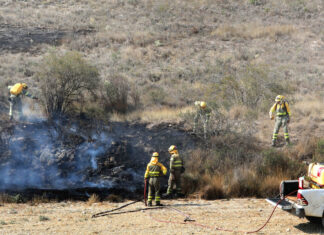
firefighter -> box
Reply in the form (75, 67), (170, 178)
(144, 152), (167, 206)
(164, 145), (184, 198)
(193, 101), (212, 139)
(8, 83), (38, 120)
(269, 95), (291, 146)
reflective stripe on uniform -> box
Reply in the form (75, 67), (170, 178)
(149, 171), (160, 177)
(284, 133), (289, 139)
(171, 160), (182, 168)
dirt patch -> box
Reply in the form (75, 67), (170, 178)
(0, 199), (321, 234)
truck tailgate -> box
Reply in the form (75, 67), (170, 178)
(266, 198), (293, 210)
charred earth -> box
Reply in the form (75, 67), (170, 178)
(0, 118), (196, 200)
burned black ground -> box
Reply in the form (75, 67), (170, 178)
(0, 118), (198, 200)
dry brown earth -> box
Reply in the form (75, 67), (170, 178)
(0, 198), (322, 235)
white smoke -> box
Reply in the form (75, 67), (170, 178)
(0, 121), (114, 190)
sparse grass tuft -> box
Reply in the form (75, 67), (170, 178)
(0, 221), (7, 225)
(105, 194), (124, 203)
(39, 216), (50, 221)
(213, 24), (295, 40)
(30, 194), (51, 205)
(87, 194), (100, 205)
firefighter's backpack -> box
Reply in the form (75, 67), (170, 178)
(10, 83), (24, 95)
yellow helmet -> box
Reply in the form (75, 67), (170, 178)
(22, 83), (28, 89)
(200, 101), (207, 109)
(275, 95), (284, 102)
(152, 152), (159, 157)
(168, 145), (177, 153)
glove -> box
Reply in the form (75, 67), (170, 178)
(287, 118), (290, 124)
(8, 97), (11, 102)
(270, 116), (274, 120)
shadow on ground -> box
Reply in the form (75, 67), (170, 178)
(295, 221), (324, 234)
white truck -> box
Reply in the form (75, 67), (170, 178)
(266, 179), (324, 226)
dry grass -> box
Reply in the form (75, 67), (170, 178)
(30, 194), (51, 205)
(293, 95), (324, 119)
(105, 194), (124, 203)
(199, 175), (225, 200)
(212, 24), (295, 40)
(110, 106), (194, 123)
(227, 105), (249, 120)
(87, 194), (100, 205)
(259, 174), (286, 197)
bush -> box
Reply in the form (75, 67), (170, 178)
(313, 138), (324, 162)
(103, 75), (129, 113)
(147, 86), (167, 105)
(37, 51), (99, 118)
(213, 64), (292, 111)
(224, 168), (261, 197)
(257, 149), (305, 178)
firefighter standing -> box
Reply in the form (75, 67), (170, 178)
(8, 83), (37, 120)
(269, 95), (291, 146)
(193, 101), (212, 139)
(144, 152), (167, 206)
(164, 145), (184, 198)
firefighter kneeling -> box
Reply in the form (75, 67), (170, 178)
(144, 152), (167, 206)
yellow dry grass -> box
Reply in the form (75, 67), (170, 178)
(87, 194), (100, 205)
(110, 106), (194, 123)
(294, 95), (324, 119)
(212, 24), (295, 40)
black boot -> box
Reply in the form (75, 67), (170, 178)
(176, 192), (185, 198)
(162, 193), (172, 199)
(271, 139), (276, 147)
(155, 201), (163, 206)
(147, 201), (152, 207)
(285, 138), (290, 146)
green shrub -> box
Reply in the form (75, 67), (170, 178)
(103, 75), (129, 113)
(37, 51), (99, 118)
